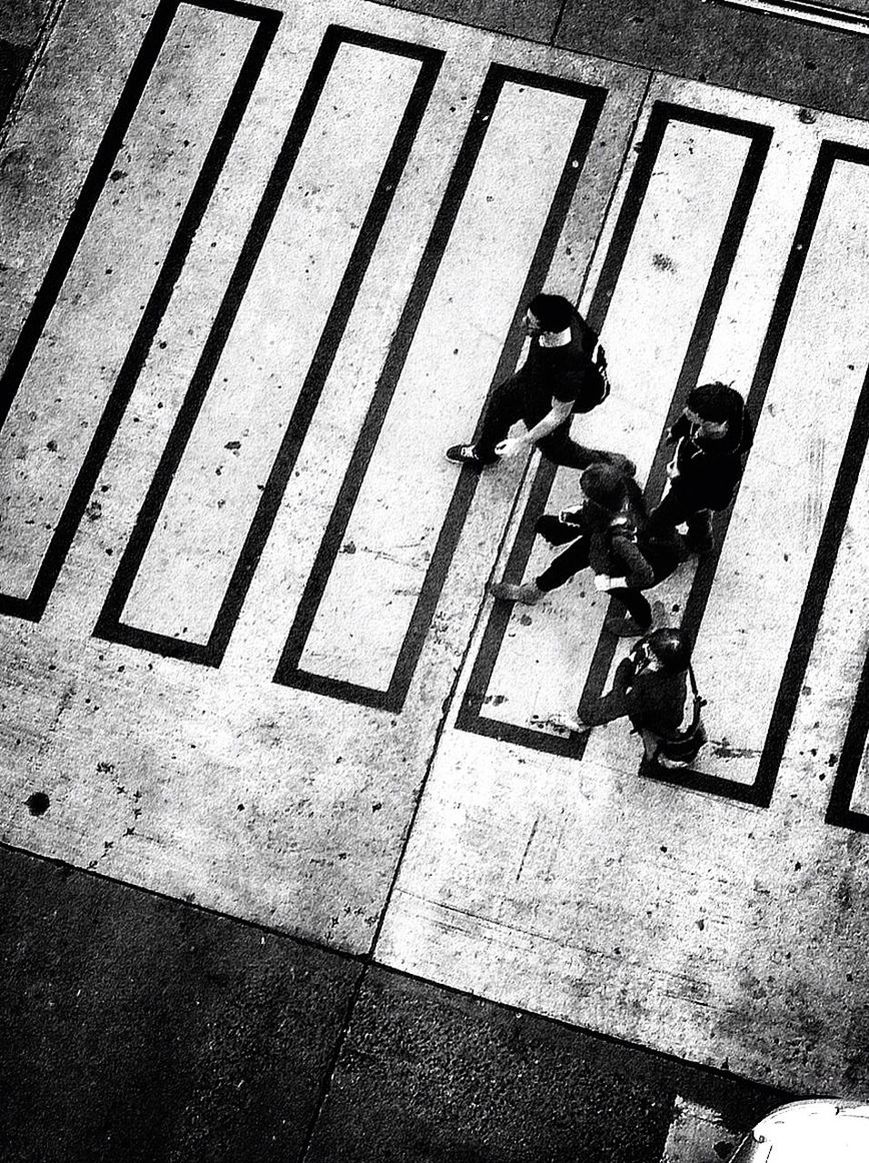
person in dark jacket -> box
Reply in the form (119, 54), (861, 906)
(575, 627), (693, 760)
(647, 381), (753, 553)
(488, 463), (673, 636)
(445, 292), (633, 473)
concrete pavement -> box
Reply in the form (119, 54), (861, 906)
(1, 0), (868, 1157)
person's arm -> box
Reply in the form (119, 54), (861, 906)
(495, 396), (573, 457)
(577, 657), (635, 725)
(668, 413), (690, 442)
(558, 504), (586, 526)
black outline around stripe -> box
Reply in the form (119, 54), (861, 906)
(94, 27), (444, 660)
(661, 142), (869, 807)
(456, 103), (773, 762)
(0, 0), (280, 622)
(272, 65), (608, 710)
(827, 621), (869, 833)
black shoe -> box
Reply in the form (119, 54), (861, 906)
(535, 514), (578, 546)
(604, 614), (648, 638)
(445, 443), (496, 469)
(487, 580), (543, 604)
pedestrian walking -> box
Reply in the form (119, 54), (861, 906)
(648, 382), (753, 553)
(575, 627), (707, 765)
(445, 292), (633, 473)
(488, 463), (682, 636)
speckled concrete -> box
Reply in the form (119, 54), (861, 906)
(374, 80), (869, 1096)
(3, 0), (869, 1138)
(370, 0), (562, 42)
(556, 0), (869, 120)
(0, 843), (786, 1161)
(0, 0), (644, 953)
(0, 0), (55, 126)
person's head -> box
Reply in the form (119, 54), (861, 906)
(579, 463), (626, 513)
(684, 382), (744, 442)
(524, 293), (574, 335)
(635, 627), (691, 674)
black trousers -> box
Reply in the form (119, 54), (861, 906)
(648, 487), (713, 539)
(533, 529), (653, 628)
(475, 373), (602, 469)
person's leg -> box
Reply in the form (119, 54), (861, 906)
(642, 525), (689, 585)
(447, 375), (525, 465)
(605, 587), (652, 635)
(648, 484), (718, 547)
(535, 513), (583, 546)
(684, 507), (715, 553)
(649, 488), (715, 553)
(639, 728), (661, 761)
(538, 423), (636, 476)
(577, 657), (634, 725)
(488, 536), (589, 604)
(535, 536), (590, 593)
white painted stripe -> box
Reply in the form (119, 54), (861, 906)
(0, 6), (257, 598)
(296, 81), (589, 691)
(851, 749), (869, 813)
(775, 350), (869, 818)
(691, 157), (869, 787)
(375, 87), (869, 1101)
(481, 118), (752, 734)
(118, 42), (423, 642)
(582, 109), (819, 777)
(715, 0), (869, 36)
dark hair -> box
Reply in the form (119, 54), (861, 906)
(687, 382), (744, 425)
(580, 463), (626, 510)
(644, 627), (691, 673)
(526, 292), (574, 332)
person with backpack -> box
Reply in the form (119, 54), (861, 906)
(575, 627), (707, 765)
(488, 463), (681, 636)
(445, 292), (633, 473)
(647, 381), (753, 554)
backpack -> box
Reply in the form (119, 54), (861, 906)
(646, 663), (707, 765)
(571, 342), (611, 414)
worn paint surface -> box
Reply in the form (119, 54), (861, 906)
(1, 0), (868, 1116)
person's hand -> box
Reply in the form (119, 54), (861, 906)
(559, 508), (584, 526)
(594, 573), (627, 591)
(494, 436), (526, 459)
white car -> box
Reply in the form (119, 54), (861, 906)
(729, 1099), (869, 1161)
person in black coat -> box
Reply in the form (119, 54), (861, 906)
(445, 292), (633, 474)
(647, 382), (753, 553)
(576, 627), (693, 760)
(488, 464), (681, 636)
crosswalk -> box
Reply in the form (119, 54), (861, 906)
(2, 0), (869, 1098)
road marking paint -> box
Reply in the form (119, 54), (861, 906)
(714, 0), (869, 37)
(0, 0), (645, 951)
(274, 68), (607, 706)
(457, 103), (766, 753)
(98, 31), (436, 653)
(374, 85), (869, 1098)
(0, 0), (269, 612)
(679, 148), (869, 801)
